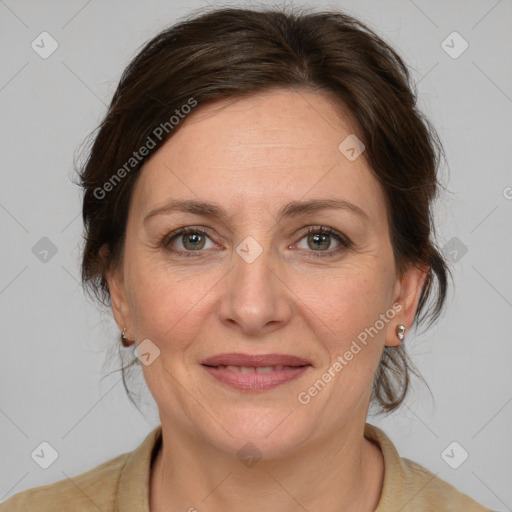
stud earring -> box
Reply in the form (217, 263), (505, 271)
(121, 327), (134, 347)
(396, 324), (406, 341)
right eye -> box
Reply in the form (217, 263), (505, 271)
(162, 227), (218, 256)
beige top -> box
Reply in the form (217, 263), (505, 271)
(0, 423), (493, 511)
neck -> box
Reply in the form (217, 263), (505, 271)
(149, 418), (384, 512)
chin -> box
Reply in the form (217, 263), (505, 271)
(200, 409), (311, 460)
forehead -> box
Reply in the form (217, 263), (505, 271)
(132, 88), (387, 223)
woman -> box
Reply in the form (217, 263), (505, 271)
(1, 6), (494, 511)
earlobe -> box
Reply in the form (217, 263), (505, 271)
(385, 264), (428, 347)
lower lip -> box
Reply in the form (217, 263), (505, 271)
(202, 365), (311, 391)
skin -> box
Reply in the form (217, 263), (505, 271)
(105, 88), (427, 512)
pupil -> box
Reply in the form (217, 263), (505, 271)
(185, 233), (204, 250)
(310, 233), (329, 250)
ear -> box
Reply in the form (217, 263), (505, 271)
(101, 243), (131, 333)
(385, 263), (428, 347)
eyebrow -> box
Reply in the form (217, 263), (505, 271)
(143, 198), (369, 225)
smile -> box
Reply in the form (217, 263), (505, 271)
(217, 364), (290, 373)
(202, 364), (311, 391)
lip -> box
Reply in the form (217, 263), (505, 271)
(201, 353), (311, 367)
(201, 353), (312, 391)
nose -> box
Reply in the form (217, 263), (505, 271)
(217, 239), (293, 337)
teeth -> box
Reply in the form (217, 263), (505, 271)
(255, 366), (274, 373)
(225, 365), (248, 372)
(220, 365), (287, 372)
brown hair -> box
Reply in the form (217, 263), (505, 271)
(76, 5), (449, 414)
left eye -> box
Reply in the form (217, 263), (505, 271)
(295, 227), (348, 253)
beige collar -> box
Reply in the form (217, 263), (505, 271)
(114, 425), (162, 512)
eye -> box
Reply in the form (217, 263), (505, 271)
(162, 225), (350, 259)
(163, 227), (217, 256)
(294, 226), (350, 257)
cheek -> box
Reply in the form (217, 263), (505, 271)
(125, 253), (215, 351)
(293, 272), (393, 411)
(299, 262), (394, 341)
(292, 266), (396, 413)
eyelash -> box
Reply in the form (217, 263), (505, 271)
(162, 226), (351, 259)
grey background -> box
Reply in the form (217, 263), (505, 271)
(0, 0), (511, 509)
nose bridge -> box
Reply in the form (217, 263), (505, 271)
(232, 233), (276, 306)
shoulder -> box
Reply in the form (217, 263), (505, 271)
(0, 452), (129, 512)
(0, 425), (162, 512)
(399, 457), (494, 511)
(364, 423), (494, 512)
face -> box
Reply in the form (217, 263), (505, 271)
(107, 88), (425, 458)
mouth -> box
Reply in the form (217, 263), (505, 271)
(201, 353), (312, 391)
(208, 364), (303, 373)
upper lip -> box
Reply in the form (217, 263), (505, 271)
(201, 353), (312, 367)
